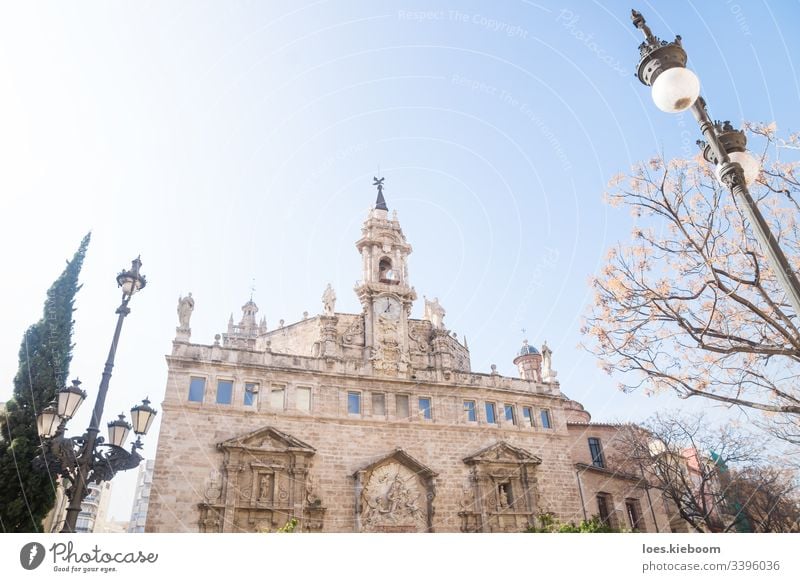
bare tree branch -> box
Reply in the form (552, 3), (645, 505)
(585, 128), (800, 434)
(611, 412), (798, 532)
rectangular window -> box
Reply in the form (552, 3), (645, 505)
(540, 409), (552, 429)
(522, 406), (533, 426)
(270, 388), (285, 410)
(626, 499), (643, 531)
(296, 387), (311, 412)
(588, 437), (605, 468)
(244, 382), (258, 406)
(396, 394), (409, 419)
(188, 377), (205, 402)
(419, 397), (432, 420)
(372, 393), (386, 416)
(464, 400), (476, 422)
(597, 493), (613, 527)
(485, 402), (497, 424)
(347, 391), (361, 414)
(504, 404), (516, 425)
(216, 380), (233, 404)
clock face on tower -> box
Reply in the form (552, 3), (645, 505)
(374, 296), (402, 320)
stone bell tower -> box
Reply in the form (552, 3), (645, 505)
(354, 178), (417, 374)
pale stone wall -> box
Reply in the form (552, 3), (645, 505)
(148, 353), (583, 533)
(150, 330), (674, 533)
(148, 413), (584, 532)
(263, 317), (321, 356)
(568, 422), (627, 467)
(567, 423), (672, 532)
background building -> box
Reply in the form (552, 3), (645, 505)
(147, 188), (672, 533)
(44, 481), (115, 533)
(128, 459), (154, 533)
(76, 482), (111, 533)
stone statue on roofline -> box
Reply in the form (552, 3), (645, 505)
(541, 341), (558, 382)
(177, 293), (194, 329)
(322, 283), (336, 316)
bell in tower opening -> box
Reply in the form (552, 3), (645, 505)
(379, 257), (399, 284)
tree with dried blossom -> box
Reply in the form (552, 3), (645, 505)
(611, 412), (781, 533)
(724, 465), (800, 532)
(583, 123), (800, 442)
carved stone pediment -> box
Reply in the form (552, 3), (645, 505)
(217, 426), (316, 454)
(353, 449), (437, 533)
(463, 441), (542, 466)
(200, 426), (324, 532)
(354, 448), (437, 479)
(460, 442), (540, 533)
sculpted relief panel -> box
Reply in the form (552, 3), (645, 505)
(354, 450), (437, 532)
(361, 463), (425, 531)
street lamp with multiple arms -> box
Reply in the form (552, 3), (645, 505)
(630, 9), (800, 318)
(34, 256), (157, 533)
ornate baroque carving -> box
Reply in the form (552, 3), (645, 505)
(460, 441), (542, 533)
(342, 316), (365, 346)
(408, 321), (431, 353)
(198, 426), (326, 533)
(354, 449), (437, 533)
(361, 464), (425, 531)
(375, 317), (399, 344)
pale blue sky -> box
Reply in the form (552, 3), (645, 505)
(1, 0), (798, 521)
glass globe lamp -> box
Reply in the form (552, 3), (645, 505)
(715, 151), (760, 186)
(651, 67), (701, 113)
(729, 150), (760, 185)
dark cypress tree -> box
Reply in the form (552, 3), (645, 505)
(0, 233), (90, 532)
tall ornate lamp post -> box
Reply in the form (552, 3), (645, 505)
(34, 256), (157, 533)
(630, 9), (800, 317)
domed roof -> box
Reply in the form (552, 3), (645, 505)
(518, 339), (540, 357)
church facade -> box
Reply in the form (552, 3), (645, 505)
(146, 185), (672, 533)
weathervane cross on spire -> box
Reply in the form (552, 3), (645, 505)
(373, 176), (388, 211)
(373, 176), (385, 195)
